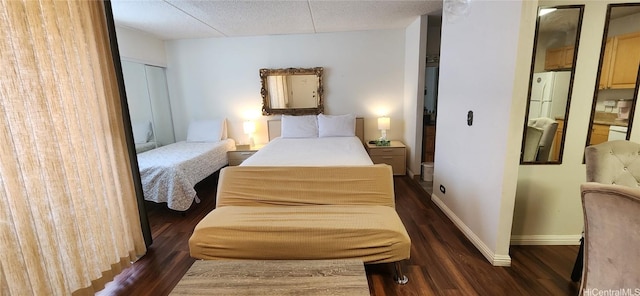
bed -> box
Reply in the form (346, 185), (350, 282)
(189, 114), (412, 283)
(241, 115), (372, 166)
(189, 165), (411, 265)
(137, 119), (233, 211)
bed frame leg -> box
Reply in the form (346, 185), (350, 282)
(393, 261), (408, 285)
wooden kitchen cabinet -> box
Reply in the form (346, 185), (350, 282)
(562, 46), (575, 68)
(544, 45), (574, 71)
(545, 47), (565, 70)
(423, 125), (436, 162)
(608, 31), (640, 89)
(598, 38), (614, 90)
(551, 119), (564, 162)
(589, 123), (610, 146)
(599, 31), (640, 89)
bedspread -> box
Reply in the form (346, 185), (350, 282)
(137, 139), (234, 211)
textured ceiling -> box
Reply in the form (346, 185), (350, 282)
(538, 8), (581, 34)
(110, 0), (443, 40)
(538, 6), (640, 34)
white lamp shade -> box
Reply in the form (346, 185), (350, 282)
(243, 121), (256, 134)
(378, 117), (390, 130)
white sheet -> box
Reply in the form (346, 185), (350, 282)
(137, 139), (235, 211)
(241, 137), (373, 166)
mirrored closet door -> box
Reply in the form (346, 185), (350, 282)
(121, 61), (176, 153)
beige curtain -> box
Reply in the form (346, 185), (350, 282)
(267, 75), (289, 108)
(0, 1), (146, 295)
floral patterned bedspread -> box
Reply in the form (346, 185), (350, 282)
(137, 139), (235, 211)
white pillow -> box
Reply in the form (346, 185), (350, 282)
(221, 120), (228, 139)
(281, 115), (318, 138)
(318, 114), (356, 137)
(132, 121), (153, 144)
(187, 119), (225, 142)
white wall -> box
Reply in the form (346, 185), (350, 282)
(432, 0), (535, 265)
(115, 26), (167, 67)
(164, 30), (406, 146)
(403, 16), (428, 178)
(512, 1), (640, 245)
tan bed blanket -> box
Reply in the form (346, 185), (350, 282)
(215, 165), (396, 208)
(190, 205), (410, 263)
(189, 165), (411, 264)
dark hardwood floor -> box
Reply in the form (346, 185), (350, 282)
(98, 173), (580, 296)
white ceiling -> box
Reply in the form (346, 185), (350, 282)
(110, 0), (443, 40)
(538, 6), (640, 34)
(538, 8), (581, 34)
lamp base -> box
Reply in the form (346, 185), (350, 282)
(235, 144), (251, 150)
(375, 139), (390, 146)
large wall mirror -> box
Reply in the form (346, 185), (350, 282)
(121, 61), (176, 153)
(260, 67), (324, 115)
(585, 4), (640, 148)
(521, 5), (584, 164)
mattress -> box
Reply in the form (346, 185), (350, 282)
(240, 136), (372, 166)
(189, 205), (411, 264)
(137, 139), (235, 211)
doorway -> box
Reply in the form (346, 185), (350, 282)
(419, 15), (442, 195)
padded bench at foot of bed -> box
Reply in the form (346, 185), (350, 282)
(189, 205), (411, 264)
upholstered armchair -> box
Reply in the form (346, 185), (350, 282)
(527, 117), (558, 162)
(575, 140), (640, 292)
(523, 125), (543, 162)
(585, 140), (640, 187)
(579, 183), (640, 294)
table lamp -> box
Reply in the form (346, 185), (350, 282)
(377, 117), (390, 144)
(243, 120), (255, 144)
(241, 120), (255, 149)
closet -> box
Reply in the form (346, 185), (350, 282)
(121, 61), (175, 151)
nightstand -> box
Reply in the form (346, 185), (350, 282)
(227, 145), (263, 166)
(365, 141), (406, 175)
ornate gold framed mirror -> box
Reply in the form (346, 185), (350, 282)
(260, 67), (324, 115)
(584, 4), (640, 150)
(520, 5), (584, 164)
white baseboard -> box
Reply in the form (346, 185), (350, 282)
(431, 193), (512, 267)
(510, 234), (582, 245)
